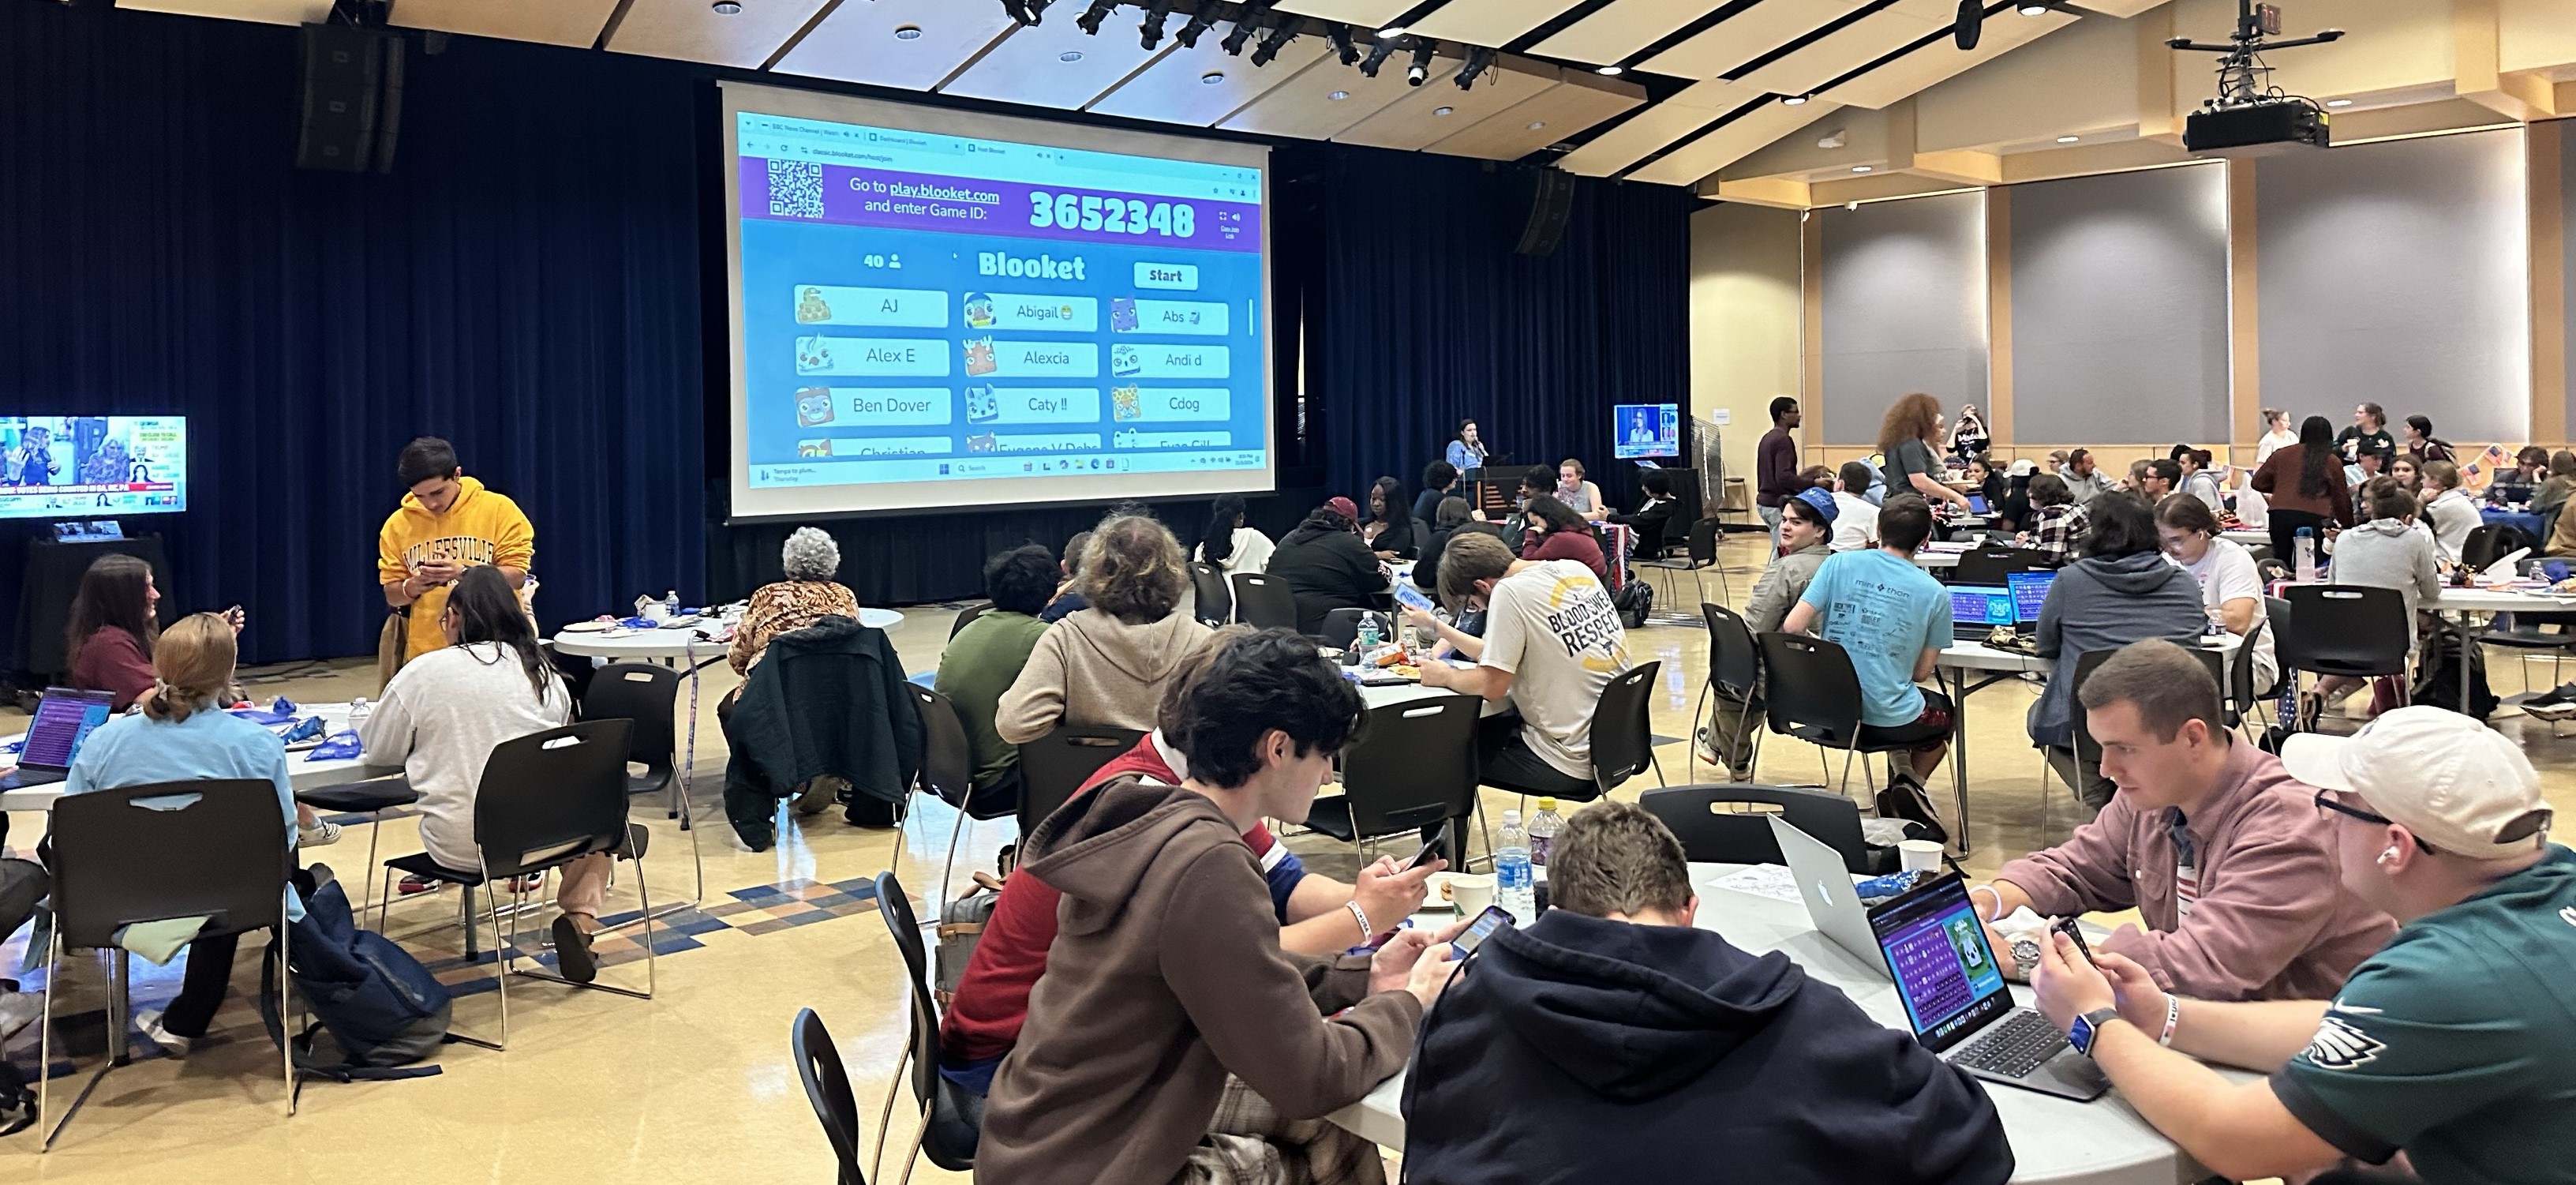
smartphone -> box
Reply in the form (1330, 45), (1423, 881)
(1968, 493), (1990, 515)
(1403, 837), (1446, 872)
(2053, 917), (2095, 965)
(1451, 905), (1514, 961)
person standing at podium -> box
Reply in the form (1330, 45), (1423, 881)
(1445, 418), (1489, 474)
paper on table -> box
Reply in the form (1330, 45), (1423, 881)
(2484, 548), (2529, 579)
(1707, 862), (1872, 905)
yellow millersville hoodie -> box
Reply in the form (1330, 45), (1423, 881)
(376, 475), (534, 661)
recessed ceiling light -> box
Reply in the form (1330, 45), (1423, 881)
(2326, 98), (2353, 107)
(1329, 89), (1350, 100)
(1781, 95), (1809, 106)
(2017, 2), (2049, 13)
(1377, 24), (1406, 39)
(1200, 71), (1225, 85)
(711, 0), (740, 12)
(2055, 134), (2079, 143)
(1059, 50), (1084, 62)
(1852, 165), (1872, 173)
(1527, 120), (1546, 130)
(1433, 106), (1455, 115)
(893, 24), (921, 39)
(1596, 65), (1624, 76)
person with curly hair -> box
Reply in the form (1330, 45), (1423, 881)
(1878, 392), (1971, 513)
(997, 515), (1221, 742)
(728, 526), (860, 675)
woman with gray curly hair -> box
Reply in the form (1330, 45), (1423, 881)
(728, 526), (862, 675)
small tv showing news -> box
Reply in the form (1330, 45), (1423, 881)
(0, 416), (188, 519)
(1612, 403), (1681, 460)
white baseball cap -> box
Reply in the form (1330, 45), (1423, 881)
(2280, 706), (2553, 859)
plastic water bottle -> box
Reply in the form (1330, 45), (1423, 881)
(665, 590), (682, 618)
(2293, 528), (2318, 583)
(1357, 613), (1383, 652)
(1527, 798), (1562, 868)
(1496, 810), (1537, 921)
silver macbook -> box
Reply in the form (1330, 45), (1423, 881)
(1768, 814), (1886, 977)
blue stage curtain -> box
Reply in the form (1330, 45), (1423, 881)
(0, 5), (704, 665)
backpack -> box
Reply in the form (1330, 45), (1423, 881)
(1612, 576), (1653, 629)
(2409, 631), (2499, 721)
(934, 871), (1006, 1007)
(260, 865), (452, 1082)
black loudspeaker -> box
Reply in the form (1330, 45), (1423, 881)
(297, 24), (405, 173)
(1513, 168), (1578, 257)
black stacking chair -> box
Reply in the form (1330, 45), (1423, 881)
(1639, 784), (1869, 872)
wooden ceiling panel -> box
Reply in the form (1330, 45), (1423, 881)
(1529, 0), (1720, 69)
(940, 16), (1174, 109)
(1814, 8), (2076, 109)
(608, 0), (831, 67)
(1406, 0), (1583, 49)
(1085, 31), (1328, 124)
(1637, 0), (1867, 81)
(2065, 0), (2166, 15)
(1730, 4), (1949, 98)
(1555, 100), (1722, 174)
(1335, 58), (1561, 151)
(1274, 0), (1413, 26)
(118, 0), (329, 26)
(1430, 69), (1646, 159)
(772, 0), (1016, 91)
(1219, 47), (1456, 139)
(1625, 96), (1840, 184)
(390, 0), (620, 47)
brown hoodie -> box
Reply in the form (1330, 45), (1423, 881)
(993, 608), (1219, 744)
(977, 775), (1421, 1185)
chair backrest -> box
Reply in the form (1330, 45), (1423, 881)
(1017, 726), (1148, 836)
(1229, 572), (1297, 632)
(49, 778), (292, 948)
(471, 719), (635, 879)
(790, 1008), (871, 1185)
(1589, 661), (1663, 793)
(1319, 607), (1392, 650)
(580, 662), (680, 773)
(2261, 597), (2293, 696)
(1336, 696), (1481, 840)
(1702, 603), (1760, 697)
(1638, 784), (1868, 872)
(2283, 585), (2410, 677)
(874, 872), (942, 1108)
(2067, 648), (2121, 767)
(1754, 633), (1865, 748)
(904, 684), (975, 811)
(949, 602), (992, 639)
(1188, 562), (1232, 626)
(1686, 516), (1718, 566)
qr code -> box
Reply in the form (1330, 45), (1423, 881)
(768, 159), (824, 217)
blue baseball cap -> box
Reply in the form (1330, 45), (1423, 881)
(1790, 487), (1839, 525)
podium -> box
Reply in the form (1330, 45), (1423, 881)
(1462, 467), (1518, 517)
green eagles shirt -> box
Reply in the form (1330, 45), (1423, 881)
(2270, 845), (2576, 1185)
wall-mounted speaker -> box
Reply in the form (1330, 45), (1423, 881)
(296, 24), (405, 173)
(1513, 168), (1578, 257)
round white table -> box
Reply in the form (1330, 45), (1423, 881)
(1331, 861), (2235, 1183)
(550, 607), (904, 663)
(0, 701), (397, 812)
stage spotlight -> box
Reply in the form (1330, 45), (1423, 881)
(1221, 10), (1260, 54)
(1357, 34), (1400, 77)
(1324, 22), (1358, 66)
(1406, 39), (1435, 86)
(1074, 0), (1116, 35)
(1000, 0), (1039, 25)
(1455, 45), (1494, 89)
(1251, 20), (1298, 66)
(1138, 0), (1174, 48)
(1953, 0), (1982, 49)
(1174, 2), (1221, 47)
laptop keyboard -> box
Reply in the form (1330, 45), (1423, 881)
(1953, 1009), (2069, 1078)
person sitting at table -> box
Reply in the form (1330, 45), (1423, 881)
(377, 437), (532, 675)
(2418, 460), (2478, 562)
(1444, 418), (1488, 474)
(1194, 493), (1275, 576)
(2310, 482), (2439, 728)
(1552, 458), (1608, 522)
(2177, 448), (2223, 512)
(1784, 496), (1956, 808)
(2019, 474), (2088, 565)
(1402, 801), (2012, 1185)
(727, 527), (859, 676)
(998, 516), (1221, 742)
(1963, 456), (2005, 515)
(1413, 497), (1500, 594)
(2402, 413), (2455, 465)
(933, 545), (1058, 819)
(2388, 454), (2423, 499)
(2061, 447), (2112, 504)
(1879, 392), (1972, 514)
(1478, 464), (1556, 553)
(1414, 461), (1458, 523)
(1829, 461), (1881, 552)
(978, 629), (1461, 1185)
(1607, 470), (1679, 556)
(2345, 443), (2392, 515)
(2028, 706), (2572, 1185)
(2156, 495), (2279, 696)
(1975, 639), (2390, 1000)
(62, 612), (307, 1054)
(2137, 458), (2181, 502)
(1361, 476), (1420, 561)
(1947, 401), (1991, 459)
(2252, 414), (2356, 565)
(1698, 489), (1835, 779)
(1038, 529), (1093, 624)
(2540, 449), (2576, 518)
(1422, 531), (1631, 800)
(358, 566), (618, 977)
(2027, 493), (2209, 809)
(2490, 445), (2550, 505)
(941, 656), (1446, 1121)
(1263, 502), (1386, 636)
(1517, 495), (1609, 582)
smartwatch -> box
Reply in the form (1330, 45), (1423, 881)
(2068, 1007), (2125, 1058)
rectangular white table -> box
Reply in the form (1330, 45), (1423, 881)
(0, 701), (396, 812)
(1331, 861), (2230, 1184)
(2417, 584), (2576, 716)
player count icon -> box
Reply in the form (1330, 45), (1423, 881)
(962, 292), (995, 329)
(963, 337), (998, 377)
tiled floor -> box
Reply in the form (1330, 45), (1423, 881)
(5, 532), (2573, 1179)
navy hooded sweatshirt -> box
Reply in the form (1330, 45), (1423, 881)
(1400, 909), (2012, 1185)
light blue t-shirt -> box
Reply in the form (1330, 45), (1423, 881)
(1796, 549), (1953, 726)
(64, 706), (302, 920)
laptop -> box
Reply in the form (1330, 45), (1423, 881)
(1948, 586), (2018, 631)
(2005, 570), (2057, 631)
(1768, 815), (1886, 976)
(0, 687), (117, 789)
(1870, 872), (2110, 1101)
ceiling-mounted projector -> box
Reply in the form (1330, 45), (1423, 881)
(2170, 0), (2343, 156)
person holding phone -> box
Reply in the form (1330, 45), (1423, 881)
(376, 437), (533, 677)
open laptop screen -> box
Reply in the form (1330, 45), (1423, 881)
(21, 687), (115, 770)
(1949, 587), (2016, 628)
(2006, 570), (2057, 624)
(1870, 874), (2012, 1053)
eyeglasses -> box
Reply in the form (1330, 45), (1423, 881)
(2312, 789), (2392, 827)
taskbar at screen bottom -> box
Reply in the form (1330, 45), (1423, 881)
(751, 449), (1264, 489)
